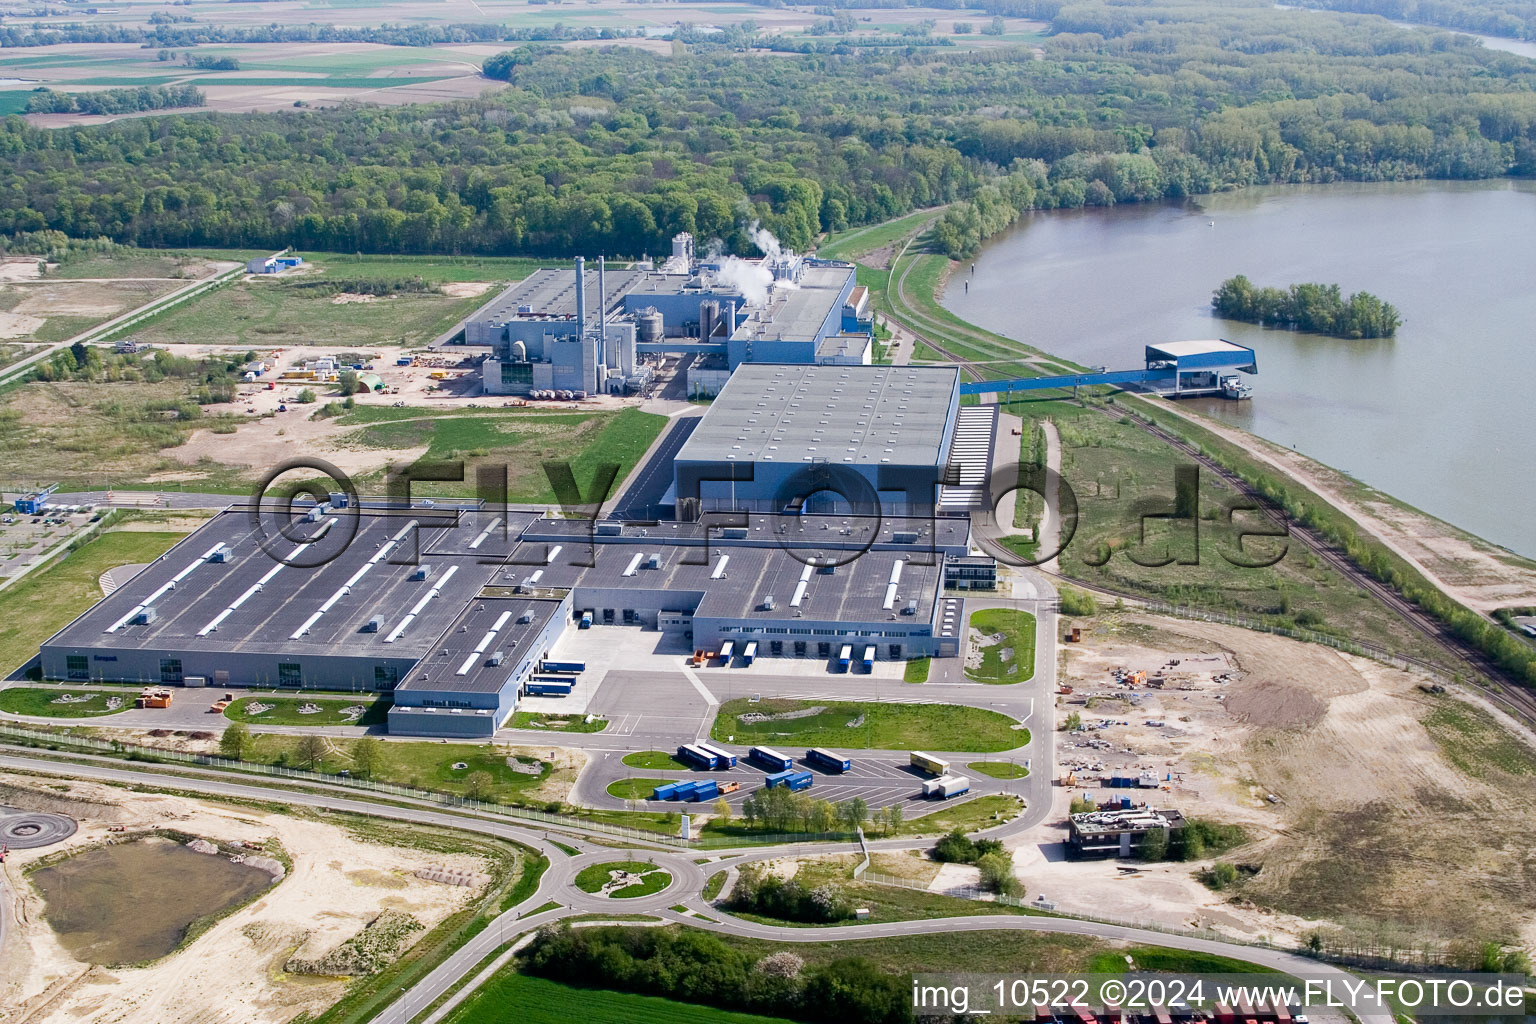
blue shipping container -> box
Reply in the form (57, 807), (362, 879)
(784, 771), (813, 792)
(652, 783), (680, 801)
(671, 781), (699, 800)
(689, 779), (719, 802)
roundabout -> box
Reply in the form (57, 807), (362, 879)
(560, 850), (704, 913)
(0, 812), (78, 850)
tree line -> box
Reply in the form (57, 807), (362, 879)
(1213, 275), (1403, 338)
(2, 1), (1534, 259)
(24, 85), (204, 117)
(521, 923), (914, 1024)
(0, 20), (644, 48)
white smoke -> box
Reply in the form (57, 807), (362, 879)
(748, 220), (782, 260)
(714, 256), (774, 307)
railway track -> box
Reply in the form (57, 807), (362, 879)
(884, 257), (1536, 727)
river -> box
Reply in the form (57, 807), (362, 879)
(941, 180), (1536, 559)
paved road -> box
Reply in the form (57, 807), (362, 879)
(602, 410), (702, 520)
(0, 748), (1391, 1024)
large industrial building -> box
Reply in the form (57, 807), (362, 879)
(465, 234), (872, 399)
(672, 363), (963, 519)
(40, 495), (974, 738)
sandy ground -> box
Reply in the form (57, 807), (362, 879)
(1018, 612), (1536, 951)
(0, 773), (490, 1024)
(1152, 400), (1536, 610)
(0, 260), (44, 283)
(157, 340), (649, 480)
(0, 315), (46, 340)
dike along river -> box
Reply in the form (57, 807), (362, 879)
(941, 180), (1536, 559)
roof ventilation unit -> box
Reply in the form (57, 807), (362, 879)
(133, 606), (157, 625)
(412, 565), (433, 581)
(208, 545), (232, 563)
(488, 650), (505, 666)
(762, 595), (776, 611)
(362, 616), (382, 633)
(647, 553), (661, 569)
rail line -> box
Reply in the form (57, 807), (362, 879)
(884, 251), (1536, 727)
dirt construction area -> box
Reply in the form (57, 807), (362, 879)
(0, 774), (491, 1024)
(1028, 612), (1536, 952)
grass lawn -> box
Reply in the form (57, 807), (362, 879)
(442, 972), (802, 1024)
(223, 695), (390, 727)
(606, 777), (672, 800)
(243, 735), (555, 803)
(612, 870), (672, 899)
(712, 698), (1026, 753)
(509, 711), (608, 733)
(896, 794), (1023, 835)
(0, 686), (127, 718)
(622, 749), (689, 770)
(0, 529), (185, 676)
(703, 871), (727, 901)
(903, 657), (930, 683)
(817, 207), (944, 261)
(966, 608), (1037, 683)
(348, 407), (667, 504)
(575, 860), (666, 894)
(967, 760), (1030, 780)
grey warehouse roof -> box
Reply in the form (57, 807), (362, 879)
(396, 596), (564, 695)
(674, 364), (960, 468)
(472, 267), (644, 328)
(48, 510), (502, 660)
(730, 264), (854, 343)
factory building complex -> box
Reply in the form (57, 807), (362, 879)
(40, 351), (992, 737)
(465, 233), (873, 399)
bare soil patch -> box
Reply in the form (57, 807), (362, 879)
(0, 312), (45, 339)
(0, 773), (489, 1024)
(1048, 612), (1536, 949)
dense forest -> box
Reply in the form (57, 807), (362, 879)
(1213, 275), (1403, 337)
(2, 0), (1535, 257)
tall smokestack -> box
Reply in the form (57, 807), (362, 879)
(597, 256), (606, 328)
(573, 256), (586, 341)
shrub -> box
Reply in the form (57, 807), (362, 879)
(1058, 585), (1098, 616)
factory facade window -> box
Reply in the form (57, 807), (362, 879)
(374, 665), (398, 691)
(160, 658), (183, 684)
(66, 655), (89, 681)
(278, 662), (302, 687)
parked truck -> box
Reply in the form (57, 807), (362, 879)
(749, 746), (794, 772)
(578, 610), (593, 629)
(804, 748), (851, 773)
(921, 774), (971, 799)
(695, 740), (737, 768)
(742, 641), (757, 666)
(676, 743), (720, 770)
(838, 644), (853, 672)
(540, 660), (586, 674)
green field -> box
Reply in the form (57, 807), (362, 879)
(223, 695), (390, 727)
(817, 207), (945, 261)
(0, 686), (127, 718)
(346, 407), (667, 504)
(442, 972), (802, 1024)
(0, 529), (186, 676)
(131, 273), (493, 351)
(903, 657), (931, 683)
(712, 698), (1026, 753)
(242, 736), (556, 803)
(967, 760), (1030, 780)
(575, 860), (669, 896)
(622, 749), (689, 770)
(606, 778), (671, 800)
(897, 794), (1022, 835)
(966, 608), (1037, 683)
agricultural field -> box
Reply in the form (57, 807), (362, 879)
(711, 698), (1027, 753)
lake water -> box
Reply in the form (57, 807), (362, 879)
(941, 180), (1536, 558)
